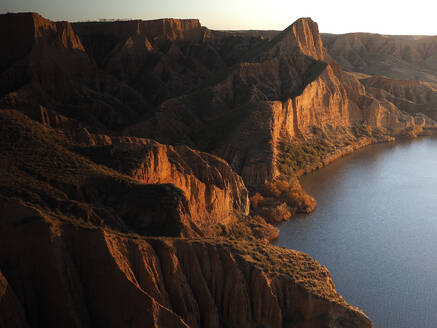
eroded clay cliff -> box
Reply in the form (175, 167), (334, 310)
(123, 18), (427, 191)
(74, 134), (252, 237)
(1, 109), (278, 240)
(321, 32), (437, 122)
(0, 12), (150, 130)
(6, 12), (425, 224)
(0, 199), (372, 328)
(5, 12), (434, 327)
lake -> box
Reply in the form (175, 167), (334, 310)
(277, 137), (437, 328)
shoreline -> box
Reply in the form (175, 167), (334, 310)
(274, 133), (437, 328)
(294, 136), (395, 178)
(295, 128), (437, 179)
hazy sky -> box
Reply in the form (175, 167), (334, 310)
(1, 0), (435, 35)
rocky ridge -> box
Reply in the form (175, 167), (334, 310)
(359, 75), (437, 121)
(123, 17), (430, 192)
(3, 11), (434, 327)
(322, 33), (437, 82)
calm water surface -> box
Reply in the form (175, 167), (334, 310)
(277, 137), (437, 328)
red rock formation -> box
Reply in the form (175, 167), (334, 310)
(32, 106), (252, 237)
(1, 109), (272, 241)
(6, 12), (434, 327)
(138, 18), (205, 43)
(0, 12), (88, 84)
(0, 13), (82, 72)
(75, 136), (250, 237)
(73, 18), (205, 47)
(124, 18), (426, 190)
(2, 13), (428, 144)
(0, 200), (373, 328)
(0, 109), (194, 237)
(0, 12), (148, 130)
(72, 18), (224, 109)
(0, 202), (190, 328)
(321, 33), (437, 128)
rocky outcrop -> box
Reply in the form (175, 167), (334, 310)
(0, 109), (195, 237)
(321, 32), (437, 127)
(2, 13), (427, 150)
(75, 136), (250, 237)
(0, 200), (372, 328)
(33, 106), (252, 237)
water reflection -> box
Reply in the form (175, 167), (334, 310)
(277, 137), (437, 328)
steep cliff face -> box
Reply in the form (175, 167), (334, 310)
(321, 32), (437, 130)
(265, 19), (425, 134)
(6, 12), (432, 327)
(0, 12), (84, 72)
(0, 109), (199, 237)
(72, 18), (223, 108)
(73, 18), (205, 50)
(0, 202), (372, 328)
(0, 12), (149, 130)
(72, 18), (208, 69)
(74, 135), (251, 237)
(1, 109), (275, 241)
(0, 12), (88, 86)
(0, 204), (190, 328)
(2, 13), (426, 151)
(124, 18), (425, 189)
(138, 18), (206, 43)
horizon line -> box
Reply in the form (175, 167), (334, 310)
(1, 10), (436, 37)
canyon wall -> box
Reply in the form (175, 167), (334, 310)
(0, 12), (149, 130)
(123, 18), (428, 188)
(322, 32), (437, 125)
(4, 11), (437, 327)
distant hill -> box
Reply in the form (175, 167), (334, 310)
(322, 32), (437, 82)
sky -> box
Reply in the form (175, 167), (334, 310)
(1, 0), (436, 35)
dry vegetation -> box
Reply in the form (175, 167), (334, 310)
(249, 125), (399, 224)
(250, 178), (316, 223)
